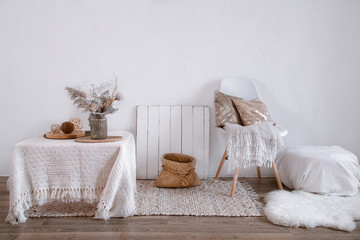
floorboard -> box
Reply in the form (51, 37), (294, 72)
(0, 177), (359, 240)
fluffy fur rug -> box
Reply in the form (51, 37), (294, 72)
(264, 190), (360, 232)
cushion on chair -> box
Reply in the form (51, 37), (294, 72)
(276, 146), (360, 196)
(214, 90), (243, 127)
(232, 98), (273, 126)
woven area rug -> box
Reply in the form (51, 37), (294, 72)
(27, 179), (263, 218)
(135, 178), (263, 217)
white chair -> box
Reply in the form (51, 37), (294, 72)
(214, 76), (284, 196)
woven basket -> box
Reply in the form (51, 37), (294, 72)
(154, 153), (202, 188)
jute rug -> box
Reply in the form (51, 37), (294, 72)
(27, 179), (263, 218)
(135, 178), (263, 217)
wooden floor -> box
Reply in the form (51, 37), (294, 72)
(0, 177), (359, 240)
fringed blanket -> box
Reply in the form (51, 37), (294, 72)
(6, 131), (136, 224)
(224, 122), (284, 172)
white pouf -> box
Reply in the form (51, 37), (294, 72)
(276, 146), (360, 196)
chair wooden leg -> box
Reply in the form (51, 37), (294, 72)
(256, 166), (261, 179)
(272, 161), (283, 190)
(230, 167), (239, 197)
(215, 147), (227, 179)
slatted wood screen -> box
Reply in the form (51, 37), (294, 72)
(136, 105), (210, 179)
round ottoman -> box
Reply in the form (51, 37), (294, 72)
(276, 146), (360, 196)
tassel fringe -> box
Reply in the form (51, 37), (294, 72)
(227, 131), (281, 172)
(6, 187), (104, 224)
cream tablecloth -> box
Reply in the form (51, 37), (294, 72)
(6, 131), (136, 224)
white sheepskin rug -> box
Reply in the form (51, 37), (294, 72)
(264, 190), (360, 232)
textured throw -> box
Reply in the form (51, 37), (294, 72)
(6, 131), (136, 224)
(224, 122), (284, 172)
(264, 190), (360, 232)
(26, 179), (263, 218)
(135, 179), (263, 217)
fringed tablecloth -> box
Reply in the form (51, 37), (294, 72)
(6, 131), (136, 224)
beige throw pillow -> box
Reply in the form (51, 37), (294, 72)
(232, 98), (273, 126)
(214, 90), (243, 127)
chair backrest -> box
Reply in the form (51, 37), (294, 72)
(220, 76), (261, 101)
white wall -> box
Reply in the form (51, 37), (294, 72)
(1, 0), (360, 177)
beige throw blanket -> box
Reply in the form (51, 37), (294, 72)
(225, 122), (284, 172)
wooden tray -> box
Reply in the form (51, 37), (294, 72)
(75, 136), (123, 143)
(45, 131), (86, 139)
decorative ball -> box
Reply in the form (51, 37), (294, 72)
(50, 124), (61, 134)
(60, 121), (75, 134)
(69, 117), (84, 131)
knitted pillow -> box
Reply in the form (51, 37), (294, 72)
(214, 90), (243, 128)
(232, 98), (273, 126)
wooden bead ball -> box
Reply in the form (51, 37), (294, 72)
(69, 117), (84, 131)
(50, 124), (61, 134)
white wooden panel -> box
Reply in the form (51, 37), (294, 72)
(181, 106), (193, 156)
(136, 105), (209, 179)
(159, 106), (171, 173)
(136, 106), (148, 179)
(203, 107), (210, 178)
(192, 106), (205, 178)
(170, 106), (182, 153)
(147, 106), (160, 179)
